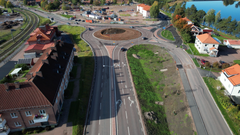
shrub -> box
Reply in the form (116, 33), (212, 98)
(22, 128), (27, 134)
(15, 64), (29, 70)
(204, 61), (211, 68)
(222, 63), (230, 69)
(45, 126), (51, 131)
(212, 61), (219, 68)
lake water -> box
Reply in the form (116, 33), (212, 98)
(186, 1), (240, 21)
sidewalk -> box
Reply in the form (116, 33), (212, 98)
(36, 65), (81, 135)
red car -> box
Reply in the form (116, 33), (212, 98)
(201, 59), (206, 65)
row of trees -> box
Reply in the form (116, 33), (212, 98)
(40, 0), (60, 10)
(0, 0), (14, 8)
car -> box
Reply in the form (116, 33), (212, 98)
(142, 37), (147, 40)
(219, 60), (225, 64)
(82, 20), (85, 22)
(67, 22), (71, 25)
(75, 19), (78, 21)
(119, 10), (122, 12)
(88, 28), (91, 31)
(75, 22), (78, 24)
(201, 59), (206, 65)
(121, 47), (127, 51)
(78, 19), (81, 21)
(129, 26), (134, 28)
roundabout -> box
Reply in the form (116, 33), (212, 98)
(93, 28), (142, 40)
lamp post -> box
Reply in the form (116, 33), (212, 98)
(11, 29), (16, 42)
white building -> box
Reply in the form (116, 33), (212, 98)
(181, 17), (193, 25)
(219, 64), (240, 104)
(223, 39), (240, 49)
(194, 33), (220, 57)
(137, 4), (151, 18)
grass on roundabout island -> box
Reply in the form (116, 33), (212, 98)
(161, 30), (175, 41)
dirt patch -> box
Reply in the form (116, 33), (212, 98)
(94, 28), (141, 40)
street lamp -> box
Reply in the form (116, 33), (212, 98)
(11, 29), (16, 42)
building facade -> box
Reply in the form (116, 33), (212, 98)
(223, 39), (240, 49)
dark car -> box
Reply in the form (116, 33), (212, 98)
(75, 22), (78, 24)
(201, 59), (206, 65)
(121, 47), (127, 51)
(219, 60), (225, 64)
(67, 22), (71, 25)
(78, 19), (81, 21)
(142, 37), (147, 40)
(82, 20), (85, 22)
(129, 26), (134, 28)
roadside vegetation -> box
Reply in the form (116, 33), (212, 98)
(60, 14), (74, 18)
(58, 25), (94, 135)
(203, 77), (240, 135)
(161, 30), (175, 41)
(120, 13), (131, 16)
(127, 44), (195, 135)
(187, 43), (209, 56)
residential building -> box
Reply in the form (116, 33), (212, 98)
(219, 64), (240, 104)
(24, 42), (55, 54)
(191, 26), (214, 36)
(26, 24), (60, 45)
(194, 33), (220, 57)
(181, 17), (193, 25)
(137, 4), (151, 18)
(223, 39), (240, 49)
(0, 40), (74, 133)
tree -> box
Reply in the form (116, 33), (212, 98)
(174, 19), (187, 30)
(204, 62), (211, 68)
(113, 0), (117, 4)
(72, 0), (77, 5)
(227, 18), (237, 34)
(53, 0), (60, 9)
(23, 0), (27, 5)
(100, 0), (105, 5)
(205, 9), (215, 26)
(195, 10), (206, 24)
(93, 0), (99, 6)
(90, 0), (93, 4)
(62, 2), (68, 10)
(215, 11), (221, 25)
(0, 8), (2, 15)
(168, 3), (177, 13)
(222, 63), (230, 69)
(162, 3), (170, 12)
(213, 62), (219, 68)
(6, 0), (13, 8)
(71, 3), (74, 9)
(150, 1), (159, 18)
(0, 0), (7, 7)
(233, 22), (240, 36)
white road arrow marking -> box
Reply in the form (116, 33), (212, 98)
(128, 97), (134, 107)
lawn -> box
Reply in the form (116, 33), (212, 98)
(127, 44), (195, 135)
(187, 43), (209, 56)
(60, 14), (74, 18)
(58, 25), (94, 135)
(38, 15), (51, 27)
(192, 58), (200, 67)
(120, 13), (131, 16)
(203, 77), (239, 135)
(161, 30), (175, 41)
(145, 18), (158, 21)
(160, 9), (172, 18)
(234, 60), (240, 65)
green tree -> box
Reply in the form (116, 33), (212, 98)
(150, 1), (159, 18)
(213, 62), (219, 68)
(93, 0), (99, 6)
(196, 10), (206, 24)
(6, 0), (13, 8)
(227, 18), (237, 34)
(53, 0), (60, 8)
(72, 0), (77, 5)
(172, 7), (185, 19)
(215, 11), (221, 25)
(233, 22), (240, 35)
(62, 2), (68, 10)
(0, 8), (2, 15)
(100, 0), (105, 5)
(90, 0), (93, 4)
(23, 0), (27, 5)
(113, 0), (117, 4)
(0, 0), (7, 7)
(169, 3), (177, 13)
(205, 9), (215, 26)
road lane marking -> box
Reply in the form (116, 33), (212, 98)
(122, 89), (124, 94)
(101, 83), (103, 87)
(128, 126), (130, 135)
(101, 92), (102, 97)
(100, 103), (101, 110)
(128, 97), (134, 107)
(125, 111), (128, 123)
(120, 73), (121, 76)
(124, 98), (125, 105)
(99, 116), (101, 125)
(125, 85), (127, 88)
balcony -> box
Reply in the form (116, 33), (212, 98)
(0, 120), (6, 128)
(0, 125), (10, 135)
(33, 114), (49, 123)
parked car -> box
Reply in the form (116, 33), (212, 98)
(142, 37), (147, 40)
(129, 26), (134, 28)
(82, 20), (85, 22)
(78, 19), (81, 21)
(121, 47), (127, 51)
(201, 59), (207, 65)
(219, 60), (226, 64)
(119, 10), (122, 12)
(67, 22), (71, 25)
(75, 22), (78, 24)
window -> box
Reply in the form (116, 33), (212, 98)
(29, 120), (34, 125)
(25, 111), (32, 116)
(205, 44), (207, 46)
(238, 90), (240, 93)
(14, 122), (21, 127)
(39, 110), (46, 115)
(10, 113), (18, 118)
(213, 45), (215, 47)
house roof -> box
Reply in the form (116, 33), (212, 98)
(222, 64), (240, 86)
(25, 42), (55, 52)
(196, 33), (219, 44)
(143, 5), (151, 11)
(35, 0), (41, 2)
(0, 82), (52, 112)
(182, 17), (191, 22)
(17, 58), (33, 65)
(27, 40), (74, 104)
(137, 4), (145, 7)
(227, 40), (240, 45)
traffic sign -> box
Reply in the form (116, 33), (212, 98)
(163, 27), (165, 30)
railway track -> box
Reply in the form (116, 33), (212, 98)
(0, 8), (39, 60)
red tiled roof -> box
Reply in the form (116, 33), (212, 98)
(143, 5), (151, 11)
(28, 25), (57, 42)
(209, 47), (216, 50)
(181, 17), (191, 22)
(0, 82), (52, 111)
(36, 0), (41, 2)
(196, 33), (219, 44)
(222, 64), (240, 86)
(227, 40), (240, 45)
(25, 43), (55, 52)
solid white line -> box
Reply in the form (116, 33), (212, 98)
(124, 98), (125, 105)
(122, 89), (124, 94)
(125, 85), (127, 88)
(125, 111), (128, 120)
(128, 126), (130, 135)
(100, 103), (101, 110)
(99, 116), (101, 125)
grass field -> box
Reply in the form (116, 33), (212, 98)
(60, 14), (74, 18)
(58, 25), (94, 135)
(188, 43), (209, 56)
(127, 44), (194, 135)
(203, 77), (239, 135)
(192, 58), (200, 67)
(145, 18), (158, 21)
(120, 13), (131, 16)
(160, 9), (172, 18)
(161, 30), (175, 41)
(234, 60), (240, 64)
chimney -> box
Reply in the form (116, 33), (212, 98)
(36, 71), (43, 78)
(42, 59), (49, 64)
(51, 55), (57, 60)
(26, 73), (33, 80)
(4, 83), (9, 91)
(14, 82), (20, 89)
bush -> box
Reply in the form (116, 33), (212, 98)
(22, 128), (27, 134)
(213, 61), (219, 68)
(15, 64), (29, 70)
(222, 63), (230, 69)
(204, 61), (211, 68)
(45, 126), (51, 131)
